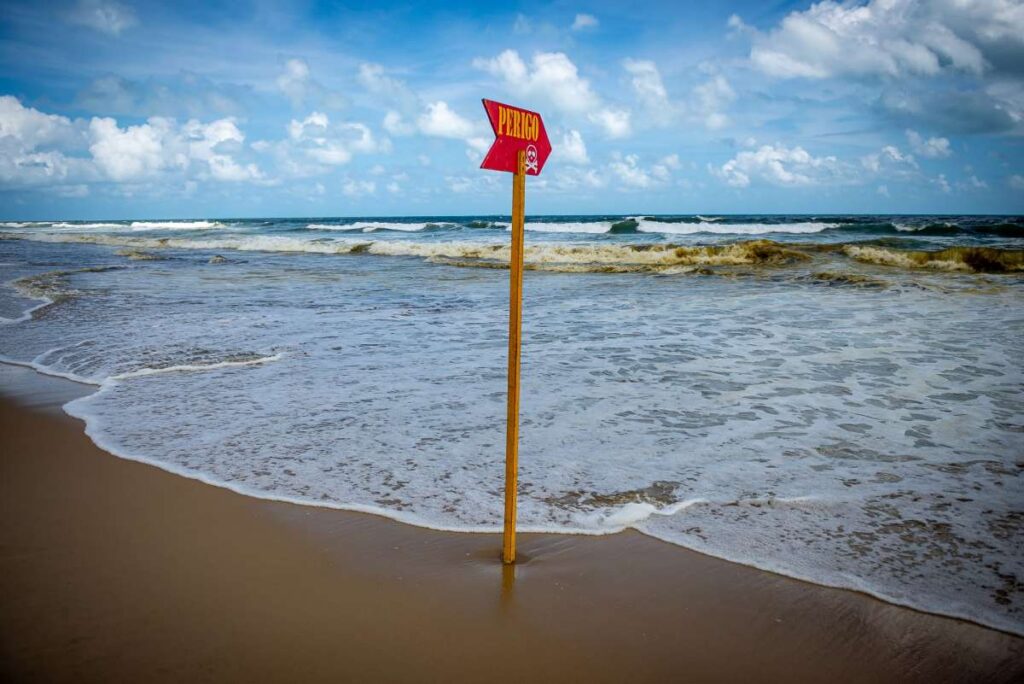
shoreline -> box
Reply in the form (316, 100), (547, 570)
(8, 359), (1021, 635)
(1, 363), (1022, 681)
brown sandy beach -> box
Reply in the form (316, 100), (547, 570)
(1, 364), (1021, 683)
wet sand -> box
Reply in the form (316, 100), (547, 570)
(1, 364), (1021, 682)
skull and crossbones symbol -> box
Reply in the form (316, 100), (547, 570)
(525, 144), (539, 173)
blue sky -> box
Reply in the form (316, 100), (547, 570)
(1, 0), (1022, 219)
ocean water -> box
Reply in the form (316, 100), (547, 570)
(1, 215), (1022, 634)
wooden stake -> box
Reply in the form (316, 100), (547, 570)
(502, 150), (526, 564)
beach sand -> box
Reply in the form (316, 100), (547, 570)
(1, 364), (1021, 683)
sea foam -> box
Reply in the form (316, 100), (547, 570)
(1, 234), (1022, 636)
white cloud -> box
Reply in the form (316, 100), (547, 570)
(607, 152), (679, 189)
(465, 137), (490, 154)
(88, 115), (262, 182)
(651, 154), (680, 181)
(342, 179), (376, 198)
(906, 129), (952, 158)
(588, 108), (631, 138)
(446, 176), (473, 193)
(692, 75), (736, 130)
(877, 184), (890, 197)
(183, 118), (262, 181)
(280, 111), (384, 169)
(933, 173), (952, 193)
(960, 175), (988, 190)
(66, 0), (137, 36)
(1, 96), (267, 189)
(1009, 174), (1024, 190)
(861, 145), (917, 173)
(714, 144), (843, 188)
(738, 0), (1024, 81)
(474, 50), (597, 112)
(559, 129), (589, 165)
(358, 63), (407, 99)
(609, 154), (653, 188)
(0, 95), (79, 149)
(418, 101), (475, 139)
(357, 63), (419, 115)
(624, 59), (671, 115)
(550, 166), (607, 191)
(276, 59), (343, 109)
(277, 59), (312, 107)
(571, 14), (599, 31)
(623, 60), (733, 130)
(382, 110), (415, 136)
(88, 117), (180, 181)
(473, 49), (630, 137)
(416, 102), (489, 156)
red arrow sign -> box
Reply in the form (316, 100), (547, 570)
(480, 99), (551, 176)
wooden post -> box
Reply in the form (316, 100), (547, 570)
(502, 150), (526, 564)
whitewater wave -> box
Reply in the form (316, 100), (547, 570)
(129, 220), (223, 230)
(5, 229), (1024, 274)
(308, 221), (442, 232)
(638, 220), (838, 235)
(844, 245), (1024, 273)
(109, 352), (285, 380)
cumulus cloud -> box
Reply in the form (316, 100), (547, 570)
(607, 152), (679, 189)
(473, 49), (630, 137)
(861, 145), (917, 173)
(550, 165), (607, 191)
(1009, 174), (1024, 190)
(66, 0), (137, 36)
(276, 59), (343, 109)
(957, 174), (988, 190)
(624, 59), (671, 115)
(417, 101), (475, 139)
(571, 14), (599, 31)
(415, 101), (491, 157)
(382, 110), (416, 136)
(357, 63), (419, 114)
(588, 108), (631, 138)
(274, 111), (385, 170)
(623, 59), (734, 130)
(737, 0), (1024, 115)
(559, 129), (589, 165)
(277, 59), (312, 107)
(714, 143), (844, 188)
(906, 129), (952, 158)
(739, 0), (1004, 79)
(342, 179), (376, 198)
(0, 97), (92, 188)
(2, 96), (263, 188)
(692, 75), (736, 130)
(88, 117), (178, 181)
(88, 115), (262, 182)
(0, 95), (80, 149)
(651, 153), (680, 181)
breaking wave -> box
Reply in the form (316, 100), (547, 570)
(844, 245), (1024, 273)
(4, 227), (1024, 275)
(308, 221), (447, 232)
